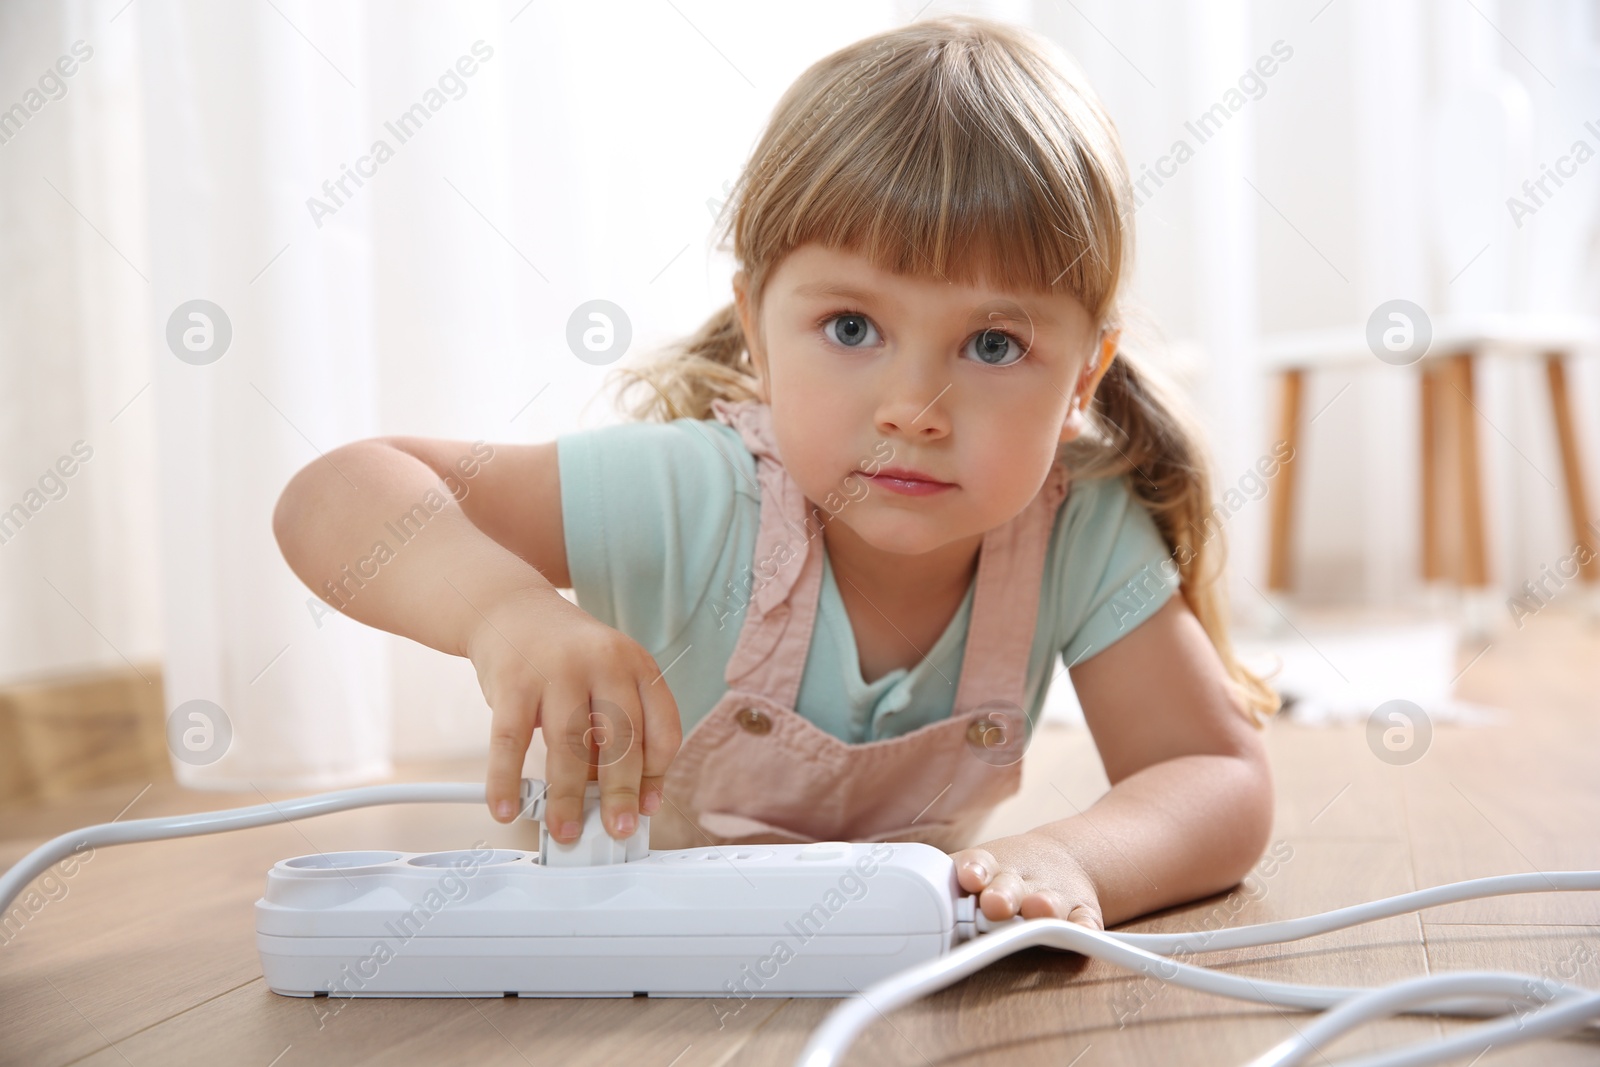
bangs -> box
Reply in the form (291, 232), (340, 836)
(733, 18), (1127, 319)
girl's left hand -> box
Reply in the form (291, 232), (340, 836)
(950, 829), (1104, 929)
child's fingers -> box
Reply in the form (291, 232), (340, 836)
(635, 664), (683, 816)
(638, 774), (666, 816)
(951, 845), (1103, 927)
(1015, 890), (1101, 928)
(590, 681), (645, 840)
(950, 847), (999, 893)
(485, 690), (538, 823)
(978, 869), (1028, 921)
(1017, 889), (1068, 921)
(541, 685), (596, 843)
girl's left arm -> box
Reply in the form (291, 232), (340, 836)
(953, 593), (1275, 929)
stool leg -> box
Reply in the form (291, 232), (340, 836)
(1544, 351), (1599, 584)
(1420, 364), (1443, 583)
(1266, 368), (1304, 592)
(1444, 352), (1490, 588)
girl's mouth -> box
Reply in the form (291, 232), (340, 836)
(862, 467), (956, 496)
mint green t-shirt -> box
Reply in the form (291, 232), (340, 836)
(557, 416), (1178, 744)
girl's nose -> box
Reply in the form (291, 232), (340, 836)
(874, 378), (953, 439)
(876, 390), (947, 441)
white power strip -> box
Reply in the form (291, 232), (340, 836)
(257, 839), (971, 999)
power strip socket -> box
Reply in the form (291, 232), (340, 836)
(535, 780), (650, 868)
(257, 839), (974, 998)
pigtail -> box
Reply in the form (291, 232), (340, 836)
(1063, 341), (1282, 726)
(609, 302), (763, 424)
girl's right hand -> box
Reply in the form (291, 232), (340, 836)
(464, 588), (683, 844)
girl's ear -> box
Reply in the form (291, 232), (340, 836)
(732, 270), (770, 402)
(1059, 328), (1120, 443)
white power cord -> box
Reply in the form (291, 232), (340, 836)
(1100, 871), (1600, 953)
(801, 873), (1600, 1067)
(0, 779), (547, 917)
(2, 782), (1595, 1067)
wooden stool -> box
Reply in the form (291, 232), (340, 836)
(1261, 316), (1600, 597)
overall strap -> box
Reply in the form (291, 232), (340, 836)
(951, 461), (1071, 713)
(709, 398), (827, 708)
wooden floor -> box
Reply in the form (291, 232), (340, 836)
(2, 608), (1598, 1066)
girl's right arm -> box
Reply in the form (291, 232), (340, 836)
(270, 436), (683, 844)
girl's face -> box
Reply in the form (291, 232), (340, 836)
(734, 242), (1114, 558)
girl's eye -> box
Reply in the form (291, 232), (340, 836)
(966, 327), (1028, 367)
(819, 311), (1030, 367)
(823, 313), (879, 348)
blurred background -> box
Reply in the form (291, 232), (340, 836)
(1, 0), (1596, 797)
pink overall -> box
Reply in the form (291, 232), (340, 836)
(650, 398), (1073, 854)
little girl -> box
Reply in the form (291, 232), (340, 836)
(274, 15), (1279, 931)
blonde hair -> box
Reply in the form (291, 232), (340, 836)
(607, 15), (1280, 725)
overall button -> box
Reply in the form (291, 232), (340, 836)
(965, 704), (1028, 766)
(965, 716), (995, 747)
(798, 841), (850, 861)
(735, 707), (771, 734)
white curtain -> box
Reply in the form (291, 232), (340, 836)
(1, 0), (1594, 786)
(1, 0), (913, 787)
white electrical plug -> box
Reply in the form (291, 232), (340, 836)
(536, 780), (650, 867)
